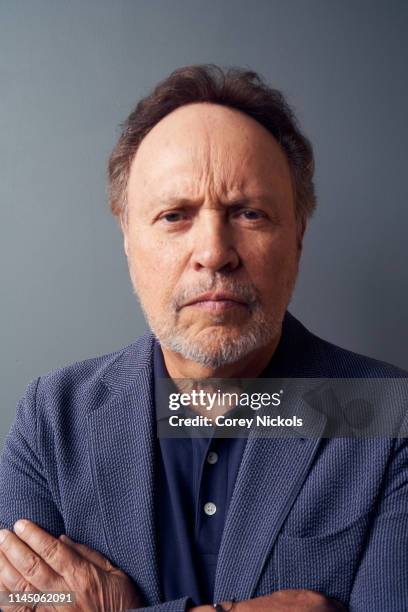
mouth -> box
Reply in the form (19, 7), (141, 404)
(181, 292), (249, 314)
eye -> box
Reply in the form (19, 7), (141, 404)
(233, 208), (266, 221)
(160, 211), (187, 223)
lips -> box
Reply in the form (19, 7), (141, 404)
(182, 292), (248, 308)
(180, 292), (249, 314)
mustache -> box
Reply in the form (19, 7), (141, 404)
(172, 276), (261, 311)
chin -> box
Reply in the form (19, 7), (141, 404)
(186, 322), (249, 345)
(159, 322), (275, 369)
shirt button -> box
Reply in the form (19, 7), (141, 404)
(204, 502), (217, 516)
(207, 451), (218, 465)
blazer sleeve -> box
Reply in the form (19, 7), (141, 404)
(0, 377), (65, 535)
(348, 436), (408, 611)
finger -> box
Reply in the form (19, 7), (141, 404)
(0, 528), (60, 591)
(0, 555), (38, 612)
(0, 599), (34, 612)
(0, 549), (41, 596)
(0, 577), (12, 609)
(59, 535), (115, 572)
(11, 520), (82, 581)
(0, 598), (33, 612)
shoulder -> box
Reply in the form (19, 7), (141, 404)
(282, 311), (408, 378)
(310, 332), (407, 378)
(30, 330), (157, 410)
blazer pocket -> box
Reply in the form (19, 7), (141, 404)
(259, 514), (370, 603)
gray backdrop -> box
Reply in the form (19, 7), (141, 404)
(1, 0), (407, 449)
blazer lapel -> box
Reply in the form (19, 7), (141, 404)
(86, 334), (162, 605)
(213, 384), (327, 602)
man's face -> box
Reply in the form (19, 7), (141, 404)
(122, 103), (304, 368)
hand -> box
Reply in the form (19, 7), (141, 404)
(0, 519), (143, 611)
(192, 590), (347, 611)
(239, 590), (346, 610)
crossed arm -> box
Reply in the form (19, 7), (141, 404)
(0, 520), (345, 611)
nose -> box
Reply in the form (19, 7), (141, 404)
(190, 209), (240, 273)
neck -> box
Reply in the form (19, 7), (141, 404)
(161, 330), (282, 380)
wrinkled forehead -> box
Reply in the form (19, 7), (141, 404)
(127, 103), (294, 203)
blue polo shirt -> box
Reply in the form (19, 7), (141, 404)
(154, 340), (283, 606)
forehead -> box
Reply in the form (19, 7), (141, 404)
(128, 102), (293, 201)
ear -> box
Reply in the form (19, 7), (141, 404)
(119, 215), (129, 258)
(296, 217), (307, 255)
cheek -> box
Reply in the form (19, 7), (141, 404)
(127, 239), (184, 301)
(243, 234), (298, 290)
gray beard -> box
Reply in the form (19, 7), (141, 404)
(155, 308), (281, 369)
(132, 273), (296, 368)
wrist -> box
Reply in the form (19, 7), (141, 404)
(213, 601), (236, 612)
(188, 601), (237, 612)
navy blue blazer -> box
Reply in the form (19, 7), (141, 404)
(1, 312), (408, 611)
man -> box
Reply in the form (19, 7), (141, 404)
(0, 65), (407, 612)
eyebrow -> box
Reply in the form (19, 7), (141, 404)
(153, 194), (275, 209)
